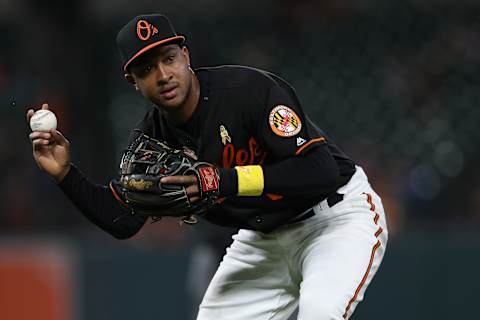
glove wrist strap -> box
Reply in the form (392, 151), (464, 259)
(197, 166), (220, 194)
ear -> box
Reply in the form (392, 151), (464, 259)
(181, 46), (191, 66)
(124, 73), (136, 85)
(124, 73), (140, 91)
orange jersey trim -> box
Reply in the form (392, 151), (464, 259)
(266, 193), (283, 201)
(295, 137), (326, 155)
(123, 35), (185, 71)
(109, 181), (129, 208)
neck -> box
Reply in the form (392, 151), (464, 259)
(163, 72), (200, 125)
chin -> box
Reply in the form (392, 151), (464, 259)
(156, 97), (182, 110)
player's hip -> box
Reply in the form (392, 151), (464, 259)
(228, 165), (388, 250)
(313, 166), (386, 219)
(274, 165), (389, 248)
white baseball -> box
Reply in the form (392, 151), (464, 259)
(30, 109), (58, 132)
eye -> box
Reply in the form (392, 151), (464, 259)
(132, 63), (155, 78)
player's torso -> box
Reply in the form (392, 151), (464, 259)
(138, 65), (353, 232)
(193, 67), (318, 230)
(159, 66), (271, 168)
(195, 96), (267, 170)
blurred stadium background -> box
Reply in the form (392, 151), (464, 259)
(1, 0), (479, 319)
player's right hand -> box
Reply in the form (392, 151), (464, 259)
(27, 103), (71, 183)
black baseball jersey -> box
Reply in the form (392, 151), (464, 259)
(135, 65), (355, 232)
(59, 65), (355, 236)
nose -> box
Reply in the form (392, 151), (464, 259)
(155, 62), (171, 84)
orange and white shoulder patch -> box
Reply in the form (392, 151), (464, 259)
(269, 105), (302, 137)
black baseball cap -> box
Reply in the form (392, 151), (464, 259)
(116, 14), (186, 72)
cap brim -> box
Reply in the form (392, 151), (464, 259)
(123, 35), (186, 72)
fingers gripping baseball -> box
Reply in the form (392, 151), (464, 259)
(27, 104), (71, 182)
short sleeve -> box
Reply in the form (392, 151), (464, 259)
(255, 83), (326, 158)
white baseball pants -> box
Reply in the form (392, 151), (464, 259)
(197, 166), (388, 320)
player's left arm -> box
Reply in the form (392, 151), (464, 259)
(217, 81), (340, 198)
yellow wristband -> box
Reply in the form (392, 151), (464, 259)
(235, 165), (264, 196)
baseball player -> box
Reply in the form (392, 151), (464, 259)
(28, 14), (388, 319)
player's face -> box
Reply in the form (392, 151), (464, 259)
(127, 45), (193, 111)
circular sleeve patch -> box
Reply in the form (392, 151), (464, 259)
(269, 105), (302, 137)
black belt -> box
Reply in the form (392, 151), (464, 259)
(286, 193), (344, 225)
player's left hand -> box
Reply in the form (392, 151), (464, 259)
(161, 175), (200, 204)
(110, 130), (220, 222)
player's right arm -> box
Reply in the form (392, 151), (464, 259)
(27, 104), (147, 239)
(27, 104), (71, 182)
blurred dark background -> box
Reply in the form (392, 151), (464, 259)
(1, 0), (479, 319)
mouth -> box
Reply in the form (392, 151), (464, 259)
(160, 85), (178, 99)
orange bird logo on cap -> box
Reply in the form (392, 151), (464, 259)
(136, 20), (158, 41)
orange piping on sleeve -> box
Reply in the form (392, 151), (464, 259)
(295, 137), (326, 155)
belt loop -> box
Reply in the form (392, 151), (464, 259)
(318, 200), (329, 211)
(327, 192), (344, 207)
